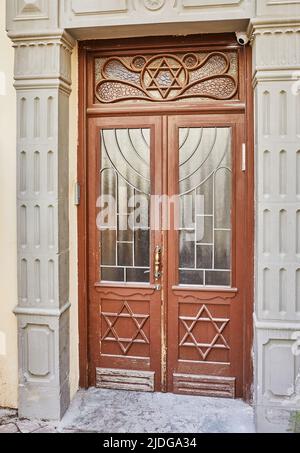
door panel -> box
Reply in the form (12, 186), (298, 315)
(88, 116), (163, 391)
(99, 128), (151, 283)
(87, 113), (246, 397)
(167, 115), (245, 398)
(177, 126), (232, 287)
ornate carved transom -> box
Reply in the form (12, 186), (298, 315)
(95, 51), (238, 103)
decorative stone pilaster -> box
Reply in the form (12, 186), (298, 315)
(249, 16), (300, 432)
(8, 29), (75, 419)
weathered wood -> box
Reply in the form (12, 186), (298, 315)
(173, 373), (236, 398)
(96, 368), (155, 392)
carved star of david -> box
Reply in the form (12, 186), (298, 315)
(180, 304), (230, 361)
(143, 57), (186, 99)
(101, 301), (150, 355)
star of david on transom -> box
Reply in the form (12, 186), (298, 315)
(179, 304), (230, 361)
(101, 301), (150, 355)
(142, 57), (187, 99)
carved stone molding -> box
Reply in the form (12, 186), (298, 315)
(7, 28), (75, 117)
(6, 0), (59, 33)
(59, 0), (254, 37)
(14, 0), (49, 20)
(21, 322), (55, 381)
(182, 0), (242, 7)
(143, 0), (166, 11)
(256, 328), (300, 407)
(256, 0), (300, 17)
(18, 311), (70, 419)
(8, 32), (75, 92)
(249, 20), (300, 82)
(70, 0), (128, 15)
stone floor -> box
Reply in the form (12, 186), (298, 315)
(60, 388), (255, 433)
(0, 388), (255, 433)
(0, 408), (58, 433)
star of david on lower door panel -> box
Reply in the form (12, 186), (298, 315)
(179, 304), (230, 361)
(101, 301), (150, 355)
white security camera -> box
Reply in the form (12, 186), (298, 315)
(235, 32), (250, 46)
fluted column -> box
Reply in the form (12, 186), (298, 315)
(249, 6), (300, 432)
(6, 0), (75, 419)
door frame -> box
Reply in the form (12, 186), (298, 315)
(77, 34), (254, 401)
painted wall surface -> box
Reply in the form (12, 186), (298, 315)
(0, 0), (18, 409)
(69, 45), (79, 400)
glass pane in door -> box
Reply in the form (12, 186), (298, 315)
(178, 127), (232, 287)
(99, 128), (150, 283)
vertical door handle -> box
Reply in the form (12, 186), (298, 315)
(242, 143), (246, 172)
(154, 246), (161, 281)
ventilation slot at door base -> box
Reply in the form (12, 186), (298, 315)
(173, 374), (236, 398)
(96, 368), (155, 392)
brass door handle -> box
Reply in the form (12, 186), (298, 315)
(154, 245), (161, 281)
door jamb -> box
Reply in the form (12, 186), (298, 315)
(78, 46), (89, 388)
(77, 37), (254, 400)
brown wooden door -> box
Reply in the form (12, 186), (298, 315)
(166, 114), (246, 398)
(87, 113), (247, 397)
(88, 116), (163, 391)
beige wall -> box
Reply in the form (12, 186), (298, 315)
(0, 0), (18, 408)
(0, 0), (80, 407)
(69, 45), (79, 400)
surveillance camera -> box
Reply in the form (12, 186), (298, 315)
(235, 32), (249, 46)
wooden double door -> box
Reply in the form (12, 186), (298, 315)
(87, 112), (248, 398)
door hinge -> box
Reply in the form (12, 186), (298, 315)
(242, 143), (246, 172)
(74, 182), (81, 206)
